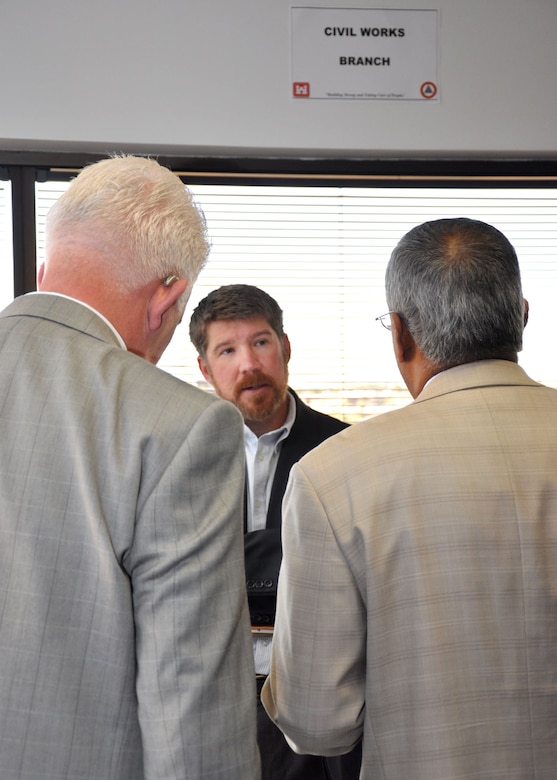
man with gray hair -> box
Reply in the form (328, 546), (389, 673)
(263, 217), (557, 779)
(0, 156), (259, 780)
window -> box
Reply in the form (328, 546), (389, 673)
(0, 180), (13, 313)
(34, 180), (557, 423)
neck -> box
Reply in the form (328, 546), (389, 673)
(40, 269), (153, 360)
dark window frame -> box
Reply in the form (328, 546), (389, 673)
(2, 151), (557, 299)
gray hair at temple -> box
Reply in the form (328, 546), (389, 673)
(45, 155), (210, 295)
(385, 217), (525, 368)
(189, 284), (285, 359)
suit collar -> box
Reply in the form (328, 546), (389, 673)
(1, 292), (124, 350)
(416, 359), (540, 404)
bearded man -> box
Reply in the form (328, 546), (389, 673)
(189, 284), (360, 780)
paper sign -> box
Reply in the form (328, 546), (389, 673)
(291, 7), (439, 101)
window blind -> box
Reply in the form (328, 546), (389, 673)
(35, 182), (557, 423)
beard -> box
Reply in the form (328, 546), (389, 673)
(233, 370), (288, 424)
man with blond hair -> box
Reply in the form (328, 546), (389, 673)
(0, 156), (259, 780)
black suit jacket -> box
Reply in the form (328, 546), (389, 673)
(245, 389), (349, 625)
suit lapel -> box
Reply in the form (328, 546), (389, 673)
(266, 392), (312, 529)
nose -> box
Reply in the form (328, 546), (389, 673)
(239, 346), (261, 373)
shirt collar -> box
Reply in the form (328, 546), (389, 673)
(33, 291), (127, 350)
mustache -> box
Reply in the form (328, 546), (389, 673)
(235, 371), (276, 393)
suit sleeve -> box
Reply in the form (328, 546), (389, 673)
(126, 398), (259, 780)
(262, 460), (365, 756)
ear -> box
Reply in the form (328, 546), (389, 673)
(147, 278), (188, 332)
(282, 333), (292, 363)
(196, 355), (210, 385)
(523, 298), (529, 328)
(391, 312), (416, 365)
(37, 262), (45, 288)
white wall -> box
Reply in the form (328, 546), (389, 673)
(1, 0), (556, 158)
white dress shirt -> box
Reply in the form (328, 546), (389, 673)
(244, 391), (296, 674)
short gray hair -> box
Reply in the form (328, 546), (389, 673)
(46, 155), (210, 292)
(385, 218), (525, 367)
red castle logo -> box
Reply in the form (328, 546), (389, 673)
(293, 82), (310, 98)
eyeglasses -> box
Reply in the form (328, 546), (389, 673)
(375, 311), (395, 331)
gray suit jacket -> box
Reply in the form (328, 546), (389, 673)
(0, 294), (259, 780)
(263, 360), (557, 779)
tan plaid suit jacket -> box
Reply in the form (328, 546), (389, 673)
(263, 359), (557, 779)
(0, 294), (259, 780)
